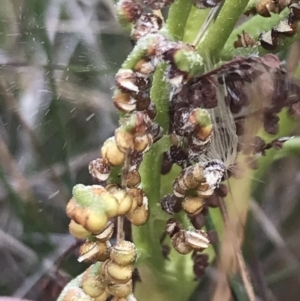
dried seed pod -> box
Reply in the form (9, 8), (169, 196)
(117, 0), (143, 24)
(143, 0), (174, 9)
(110, 241), (137, 266)
(95, 221), (115, 242)
(101, 137), (126, 166)
(69, 220), (91, 239)
(79, 241), (111, 263)
(106, 280), (133, 298)
(62, 287), (94, 301)
(126, 203), (149, 225)
(234, 30), (256, 48)
(165, 218), (181, 237)
(113, 90), (137, 113)
(205, 193), (220, 208)
(290, 3), (300, 20)
(89, 158), (111, 182)
(256, 0), (276, 17)
(182, 196), (204, 215)
(172, 231), (193, 254)
(106, 260), (134, 283)
(274, 18), (297, 36)
(146, 102), (157, 120)
(115, 69), (149, 94)
(82, 263), (106, 298)
(185, 230), (210, 250)
(189, 212), (206, 229)
(125, 168), (141, 188)
(193, 253), (209, 279)
(215, 184), (228, 198)
(133, 58), (155, 76)
(135, 91), (151, 111)
(131, 14), (163, 41)
(160, 194), (182, 215)
(259, 30), (280, 50)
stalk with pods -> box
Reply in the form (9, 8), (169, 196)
(57, 1), (300, 301)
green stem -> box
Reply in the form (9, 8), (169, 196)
(183, 7), (210, 44)
(150, 63), (170, 132)
(166, 0), (193, 40)
(196, 0), (250, 59)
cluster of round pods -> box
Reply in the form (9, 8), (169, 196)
(59, 240), (137, 301)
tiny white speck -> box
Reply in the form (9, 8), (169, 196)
(48, 190), (60, 200)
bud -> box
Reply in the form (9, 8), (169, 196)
(106, 280), (133, 298)
(126, 203), (149, 225)
(101, 137), (126, 166)
(106, 260), (134, 283)
(133, 134), (153, 153)
(82, 263), (106, 297)
(110, 188), (134, 216)
(94, 291), (110, 301)
(110, 241), (137, 266)
(115, 128), (134, 153)
(69, 220), (91, 239)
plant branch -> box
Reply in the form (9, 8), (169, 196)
(166, 0), (193, 40)
(196, 0), (250, 59)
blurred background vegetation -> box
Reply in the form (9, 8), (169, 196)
(0, 1), (300, 301)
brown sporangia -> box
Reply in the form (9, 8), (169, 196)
(118, 0), (143, 23)
(234, 30), (257, 48)
(192, 252), (209, 279)
(160, 194), (182, 215)
(258, 2), (300, 50)
(131, 13), (163, 41)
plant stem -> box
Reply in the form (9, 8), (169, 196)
(196, 0), (250, 59)
(166, 0), (193, 40)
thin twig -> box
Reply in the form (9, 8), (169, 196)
(193, 5), (221, 46)
(117, 150), (132, 243)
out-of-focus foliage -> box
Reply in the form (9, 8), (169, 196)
(0, 0), (131, 299)
(0, 1), (300, 301)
